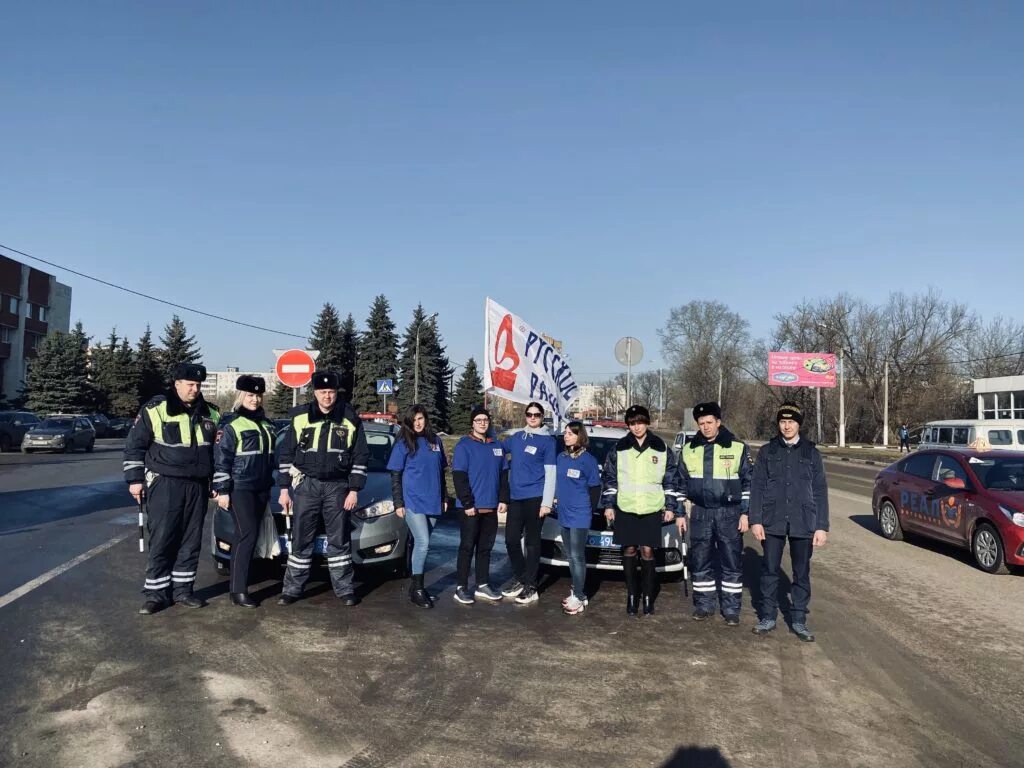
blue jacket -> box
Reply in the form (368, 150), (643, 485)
(676, 427), (753, 511)
(748, 436), (829, 537)
(213, 407), (277, 493)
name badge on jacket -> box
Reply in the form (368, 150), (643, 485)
(567, 468), (581, 479)
(493, 448), (503, 457)
(525, 445), (537, 455)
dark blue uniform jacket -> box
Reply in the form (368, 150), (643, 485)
(748, 436), (829, 538)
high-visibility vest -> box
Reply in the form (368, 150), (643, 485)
(291, 411), (357, 459)
(149, 400), (220, 446)
(616, 444), (668, 515)
(681, 440), (746, 483)
(225, 414), (274, 456)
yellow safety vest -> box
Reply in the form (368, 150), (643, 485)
(617, 444), (667, 515)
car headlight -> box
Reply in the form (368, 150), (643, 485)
(53, 435), (65, 444)
(999, 505), (1024, 528)
(354, 499), (395, 520)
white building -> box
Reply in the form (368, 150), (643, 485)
(571, 382), (626, 418)
(974, 375), (1024, 420)
(201, 367), (277, 402)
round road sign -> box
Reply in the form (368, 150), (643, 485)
(614, 337), (644, 367)
(276, 349), (316, 388)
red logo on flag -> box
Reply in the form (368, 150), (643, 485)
(491, 314), (519, 391)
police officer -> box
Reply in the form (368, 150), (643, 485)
(125, 363), (220, 615)
(749, 402), (830, 642)
(277, 371), (369, 606)
(213, 375), (276, 608)
(676, 402), (752, 625)
(601, 404), (681, 616)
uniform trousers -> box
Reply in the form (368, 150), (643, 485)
(689, 505), (744, 615)
(143, 476), (209, 605)
(282, 477), (354, 598)
(229, 489), (269, 594)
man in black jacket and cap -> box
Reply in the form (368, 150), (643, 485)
(125, 363), (220, 614)
(748, 402), (830, 641)
(276, 370), (369, 606)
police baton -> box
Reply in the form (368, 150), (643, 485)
(137, 493), (147, 553)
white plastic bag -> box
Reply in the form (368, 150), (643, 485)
(255, 506), (281, 558)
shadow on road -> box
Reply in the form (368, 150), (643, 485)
(660, 745), (732, 767)
(0, 481), (130, 532)
(849, 513), (882, 534)
(742, 543), (799, 625)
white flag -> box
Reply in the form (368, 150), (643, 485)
(483, 297), (578, 421)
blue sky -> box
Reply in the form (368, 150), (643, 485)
(2, 2), (1021, 382)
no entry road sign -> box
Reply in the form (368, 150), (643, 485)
(276, 349), (316, 388)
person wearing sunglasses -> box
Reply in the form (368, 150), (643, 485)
(601, 404), (681, 616)
(556, 421), (601, 615)
(499, 401), (557, 605)
(451, 406), (509, 605)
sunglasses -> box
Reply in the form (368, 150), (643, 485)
(472, 417), (490, 423)
(525, 411), (543, 418)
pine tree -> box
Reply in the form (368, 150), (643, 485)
(396, 306), (451, 430)
(89, 329), (120, 413)
(136, 325), (164, 403)
(339, 313), (358, 405)
(450, 358), (483, 435)
(352, 295), (398, 412)
(309, 303), (345, 375)
(265, 380), (302, 418)
(159, 315), (202, 383)
(25, 325), (93, 414)
(108, 338), (140, 417)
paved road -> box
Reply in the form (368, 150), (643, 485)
(1, 444), (1022, 768)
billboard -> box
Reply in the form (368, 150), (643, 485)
(768, 352), (837, 388)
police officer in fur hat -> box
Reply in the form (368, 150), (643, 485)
(277, 370), (369, 606)
(125, 362), (220, 614)
(749, 402), (830, 641)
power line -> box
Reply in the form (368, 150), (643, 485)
(0, 242), (308, 340)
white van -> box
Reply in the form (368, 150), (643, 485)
(918, 419), (1024, 450)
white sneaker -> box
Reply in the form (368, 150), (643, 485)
(562, 589), (588, 608)
(563, 595), (585, 615)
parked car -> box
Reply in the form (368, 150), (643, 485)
(872, 448), (1024, 574)
(211, 422), (411, 576)
(106, 417), (133, 438)
(21, 415), (97, 453)
(671, 429), (698, 459)
(538, 426), (687, 580)
(85, 413), (112, 438)
(0, 411), (40, 452)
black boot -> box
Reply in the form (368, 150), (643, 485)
(640, 557), (656, 616)
(623, 553), (639, 616)
(409, 574), (433, 609)
(230, 592), (258, 609)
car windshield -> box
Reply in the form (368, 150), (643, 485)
(365, 433), (394, 472)
(40, 418), (74, 429)
(969, 457), (1024, 491)
(555, 435), (618, 467)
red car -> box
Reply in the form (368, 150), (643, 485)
(872, 448), (1024, 574)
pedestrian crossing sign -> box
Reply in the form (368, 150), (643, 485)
(376, 379), (394, 395)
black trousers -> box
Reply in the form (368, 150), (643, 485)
(759, 533), (814, 624)
(143, 476), (209, 604)
(900, 438), (910, 453)
(457, 509), (498, 587)
(505, 496), (543, 587)
(229, 489), (269, 594)
(689, 505), (744, 615)
(282, 478), (354, 598)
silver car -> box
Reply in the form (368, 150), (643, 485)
(211, 422), (411, 576)
(539, 426), (688, 580)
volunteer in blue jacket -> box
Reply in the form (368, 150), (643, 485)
(749, 402), (829, 642)
(601, 405), (681, 616)
(387, 404), (447, 609)
(451, 406), (509, 605)
(555, 421), (601, 616)
(213, 375), (277, 608)
(500, 401), (557, 605)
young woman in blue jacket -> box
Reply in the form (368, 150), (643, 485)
(387, 405), (447, 609)
(555, 421), (602, 615)
(213, 375), (277, 608)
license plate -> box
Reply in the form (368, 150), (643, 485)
(314, 536), (329, 555)
(586, 533), (617, 549)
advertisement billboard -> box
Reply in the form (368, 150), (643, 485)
(768, 352), (837, 388)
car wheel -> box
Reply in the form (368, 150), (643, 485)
(85, 441), (95, 453)
(21, 447), (31, 454)
(972, 523), (1009, 575)
(0, 435), (10, 452)
(878, 500), (904, 541)
(62, 443), (71, 454)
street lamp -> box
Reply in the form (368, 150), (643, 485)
(414, 312), (439, 404)
(816, 323), (847, 447)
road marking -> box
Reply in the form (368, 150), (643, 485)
(0, 530), (133, 611)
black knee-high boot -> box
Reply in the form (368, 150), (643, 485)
(640, 557), (656, 615)
(623, 553), (638, 615)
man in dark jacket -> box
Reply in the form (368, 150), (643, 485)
(748, 402), (829, 641)
(276, 371), (369, 606)
(124, 363), (220, 614)
(676, 402), (752, 625)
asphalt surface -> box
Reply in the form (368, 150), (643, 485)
(1, 444), (1023, 768)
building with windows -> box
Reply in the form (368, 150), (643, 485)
(201, 366), (277, 403)
(0, 254), (72, 402)
(974, 375), (1024, 420)
(571, 382), (626, 419)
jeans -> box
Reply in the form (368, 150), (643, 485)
(506, 497), (543, 587)
(560, 526), (588, 598)
(457, 509), (498, 587)
(759, 533), (814, 624)
(404, 511), (437, 575)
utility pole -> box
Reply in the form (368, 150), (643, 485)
(815, 386), (823, 443)
(659, 368), (664, 426)
(839, 348), (846, 447)
(718, 366), (723, 405)
(883, 358), (889, 447)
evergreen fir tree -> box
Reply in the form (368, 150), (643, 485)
(265, 380), (301, 418)
(396, 306), (439, 413)
(136, 325), (164, 403)
(450, 358), (483, 435)
(352, 295), (398, 412)
(25, 325), (93, 414)
(108, 338), (140, 417)
(159, 314), (202, 383)
(88, 329), (120, 413)
(309, 303), (345, 374)
(339, 313), (358, 405)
